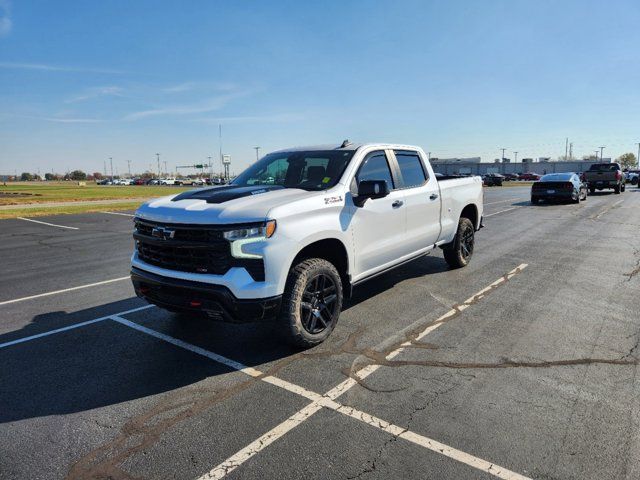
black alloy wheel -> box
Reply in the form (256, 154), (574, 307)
(300, 273), (339, 334)
(459, 221), (475, 261)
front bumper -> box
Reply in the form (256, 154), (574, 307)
(131, 267), (282, 322)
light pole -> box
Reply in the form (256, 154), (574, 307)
(156, 153), (161, 179)
(636, 143), (640, 168)
(109, 157), (113, 180)
(126, 159), (131, 177)
(208, 156), (212, 178)
(254, 146), (261, 162)
(163, 161), (168, 177)
(599, 146), (605, 161)
(594, 150), (599, 161)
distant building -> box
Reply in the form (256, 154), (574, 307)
(431, 158), (612, 176)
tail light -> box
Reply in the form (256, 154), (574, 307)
(565, 182), (574, 190)
(615, 171), (622, 181)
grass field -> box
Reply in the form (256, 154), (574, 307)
(0, 201), (146, 219)
(0, 182), (193, 219)
(0, 181), (191, 205)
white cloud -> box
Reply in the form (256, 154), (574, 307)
(195, 113), (304, 124)
(162, 81), (238, 93)
(0, 62), (123, 74)
(124, 91), (251, 121)
(65, 86), (124, 103)
(0, 0), (11, 37)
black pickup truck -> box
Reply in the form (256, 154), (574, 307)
(583, 163), (625, 194)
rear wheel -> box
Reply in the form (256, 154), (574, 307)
(614, 184), (621, 194)
(531, 197), (540, 205)
(279, 258), (343, 348)
(589, 186), (596, 194)
(443, 217), (475, 269)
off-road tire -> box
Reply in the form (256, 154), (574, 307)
(279, 258), (343, 348)
(443, 217), (475, 269)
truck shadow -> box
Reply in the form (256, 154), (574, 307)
(0, 256), (449, 424)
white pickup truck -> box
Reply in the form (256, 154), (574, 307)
(131, 142), (484, 346)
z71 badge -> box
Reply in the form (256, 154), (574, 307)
(324, 195), (343, 205)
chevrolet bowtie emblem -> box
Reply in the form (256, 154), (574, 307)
(151, 226), (176, 240)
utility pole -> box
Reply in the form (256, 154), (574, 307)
(599, 146), (605, 161)
(254, 146), (261, 162)
(126, 159), (131, 177)
(103, 160), (107, 177)
(109, 157), (113, 180)
(636, 143), (640, 168)
(565, 137), (568, 160)
(569, 143), (573, 160)
(219, 124), (223, 176)
(156, 153), (161, 178)
(163, 161), (168, 177)
(208, 156), (212, 178)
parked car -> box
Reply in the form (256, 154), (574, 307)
(531, 172), (587, 204)
(519, 172), (541, 181)
(483, 173), (504, 186)
(161, 178), (180, 185)
(133, 178), (146, 185)
(146, 179), (160, 185)
(624, 170), (639, 185)
(583, 162), (625, 194)
(131, 142), (484, 347)
(502, 173), (519, 181)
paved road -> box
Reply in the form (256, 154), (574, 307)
(1, 186), (639, 480)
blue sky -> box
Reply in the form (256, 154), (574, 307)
(1, 0), (639, 175)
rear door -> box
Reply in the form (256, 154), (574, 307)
(350, 150), (407, 278)
(390, 149), (442, 253)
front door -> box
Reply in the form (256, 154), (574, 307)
(350, 150), (407, 279)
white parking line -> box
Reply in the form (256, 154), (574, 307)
(101, 211), (135, 217)
(110, 265), (529, 480)
(485, 207), (520, 217)
(16, 217), (79, 230)
(0, 305), (153, 349)
(0, 276), (130, 306)
(483, 197), (523, 205)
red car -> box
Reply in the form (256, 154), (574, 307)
(519, 172), (541, 181)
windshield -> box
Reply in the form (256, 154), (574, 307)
(231, 150), (355, 191)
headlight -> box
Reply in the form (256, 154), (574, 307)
(223, 220), (276, 241)
(224, 220), (276, 259)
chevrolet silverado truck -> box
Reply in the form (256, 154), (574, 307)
(131, 142), (484, 347)
(583, 162), (625, 194)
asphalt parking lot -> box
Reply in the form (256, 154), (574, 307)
(2, 185), (640, 480)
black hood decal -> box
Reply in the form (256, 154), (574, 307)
(171, 185), (286, 204)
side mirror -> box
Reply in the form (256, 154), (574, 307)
(354, 180), (389, 206)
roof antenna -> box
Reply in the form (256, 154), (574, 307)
(340, 139), (351, 148)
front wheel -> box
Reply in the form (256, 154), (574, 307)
(443, 217), (475, 269)
(279, 258), (343, 348)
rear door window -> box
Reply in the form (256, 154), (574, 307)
(394, 150), (427, 188)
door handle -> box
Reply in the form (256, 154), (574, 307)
(392, 200), (404, 208)
(429, 194), (439, 200)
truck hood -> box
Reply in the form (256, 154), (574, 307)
(135, 185), (318, 224)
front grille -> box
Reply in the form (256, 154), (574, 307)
(134, 219), (265, 281)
